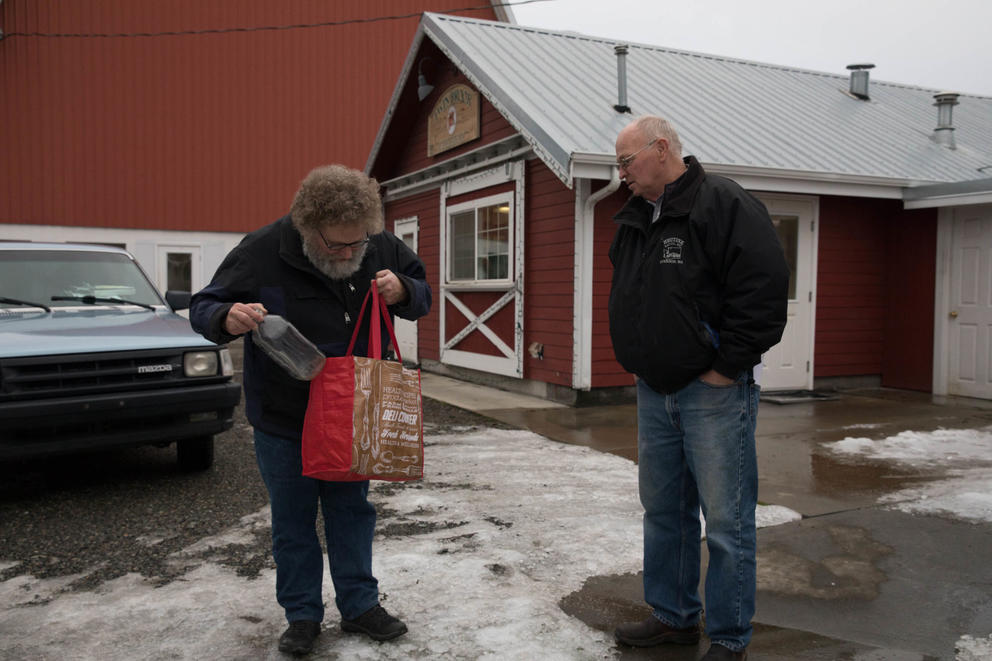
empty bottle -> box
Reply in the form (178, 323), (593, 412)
(251, 314), (325, 380)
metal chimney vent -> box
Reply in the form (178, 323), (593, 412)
(614, 45), (631, 114)
(932, 92), (960, 149)
(846, 63), (875, 100)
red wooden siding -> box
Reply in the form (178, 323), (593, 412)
(591, 186), (634, 388)
(385, 189), (441, 362)
(816, 196), (936, 388)
(0, 1), (499, 233)
(523, 160), (577, 386)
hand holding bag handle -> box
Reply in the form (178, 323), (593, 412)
(345, 280), (403, 362)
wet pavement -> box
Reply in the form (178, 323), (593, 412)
(421, 374), (992, 660)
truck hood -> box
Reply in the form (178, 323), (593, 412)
(0, 306), (218, 358)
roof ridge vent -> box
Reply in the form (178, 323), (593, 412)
(614, 44), (631, 114)
(932, 92), (960, 149)
(846, 63), (875, 100)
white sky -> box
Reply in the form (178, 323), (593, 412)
(511, 0), (992, 97)
(2, 426), (991, 659)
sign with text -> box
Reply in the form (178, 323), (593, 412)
(427, 84), (481, 157)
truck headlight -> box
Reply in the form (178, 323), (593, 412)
(183, 351), (218, 377)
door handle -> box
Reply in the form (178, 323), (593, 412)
(949, 309), (959, 318)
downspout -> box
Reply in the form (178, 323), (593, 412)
(573, 167), (622, 391)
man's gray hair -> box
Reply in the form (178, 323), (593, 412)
(630, 115), (683, 160)
(290, 165), (384, 235)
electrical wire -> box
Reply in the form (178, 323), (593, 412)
(1, 0), (548, 39)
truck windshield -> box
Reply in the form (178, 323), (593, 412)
(0, 250), (164, 309)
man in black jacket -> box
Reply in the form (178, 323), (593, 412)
(190, 165), (431, 656)
(609, 116), (789, 661)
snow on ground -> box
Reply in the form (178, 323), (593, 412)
(0, 428), (800, 661)
(825, 426), (992, 523)
(956, 634), (992, 661)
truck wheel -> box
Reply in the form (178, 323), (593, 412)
(177, 436), (214, 471)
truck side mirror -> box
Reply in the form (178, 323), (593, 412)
(165, 290), (192, 311)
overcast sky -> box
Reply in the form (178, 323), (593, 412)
(510, 0), (992, 97)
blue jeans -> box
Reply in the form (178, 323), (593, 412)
(253, 429), (379, 623)
(636, 372), (759, 652)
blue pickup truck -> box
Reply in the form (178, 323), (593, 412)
(0, 242), (241, 470)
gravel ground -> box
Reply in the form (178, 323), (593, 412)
(0, 360), (516, 596)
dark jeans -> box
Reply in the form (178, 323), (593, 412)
(253, 429), (379, 623)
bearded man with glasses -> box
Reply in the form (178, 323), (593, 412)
(190, 164), (430, 656)
(608, 116), (789, 661)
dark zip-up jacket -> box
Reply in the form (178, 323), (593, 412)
(608, 156), (789, 394)
(190, 215), (431, 440)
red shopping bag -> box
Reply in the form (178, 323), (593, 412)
(301, 281), (424, 482)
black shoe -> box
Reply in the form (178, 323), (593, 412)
(278, 620), (320, 656)
(341, 604), (408, 642)
(614, 615), (700, 647)
(702, 643), (748, 660)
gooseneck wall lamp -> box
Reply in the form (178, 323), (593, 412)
(416, 58), (434, 101)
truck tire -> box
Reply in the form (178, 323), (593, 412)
(177, 436), (214, 471)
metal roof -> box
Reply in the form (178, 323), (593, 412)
(396, 13), (992, 189)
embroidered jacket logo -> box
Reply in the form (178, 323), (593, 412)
(660, 237), (685, 264)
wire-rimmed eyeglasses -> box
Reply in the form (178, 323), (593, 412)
(616, 139), (658, 170)
(318, 230), (370, 254)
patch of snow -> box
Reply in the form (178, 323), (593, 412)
(826, 426), (992, 468)
(956, 634), (992, 661)
(825, 426), (992, 523)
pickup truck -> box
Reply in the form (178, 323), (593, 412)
(0, 241), (241, 470)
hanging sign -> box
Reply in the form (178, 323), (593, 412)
(427, 84), (481, 157)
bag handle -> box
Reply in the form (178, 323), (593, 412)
(344, 280), (403, 362)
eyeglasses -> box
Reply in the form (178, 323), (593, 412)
(318, 230), (370, 254)
(616, 139), (658, 170)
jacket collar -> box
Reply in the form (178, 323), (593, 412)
(614, 156), (706, 229)
(277, 216), (313, 273)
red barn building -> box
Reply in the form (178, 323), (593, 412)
(0, 1), (511, 291)
(368, 14), (992, 401)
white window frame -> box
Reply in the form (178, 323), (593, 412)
(445, 192), (515, 287)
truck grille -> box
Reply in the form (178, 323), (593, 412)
(0, 349), (191, 401)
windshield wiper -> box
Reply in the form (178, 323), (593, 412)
(0, 296), (52, 313)
(51, 295), (155, 311)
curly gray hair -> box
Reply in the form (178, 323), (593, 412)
(289, 165), (384, 234)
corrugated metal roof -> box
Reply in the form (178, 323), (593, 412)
(418, 13), (992, 188)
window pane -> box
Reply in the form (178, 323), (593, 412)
(476, 203), (509, 280)
(166, 252), (192, 292)
(771, 215), (798, 299)
(450, 211), (476, 280)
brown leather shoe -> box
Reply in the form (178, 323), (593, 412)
(701, 642), (748, 660)
(613, 615), (700, 647)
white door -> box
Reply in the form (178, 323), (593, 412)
(947, 206), (992, 399)
(757, 196), (817, 391)
(393, 218), (419, 364)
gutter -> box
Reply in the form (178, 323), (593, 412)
(573, 167), (621, 391)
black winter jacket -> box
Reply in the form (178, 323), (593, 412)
(608, 156), (789, 394)
(190, 215), (431, 440)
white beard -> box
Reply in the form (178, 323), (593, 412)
(301, 233), (368, 280)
